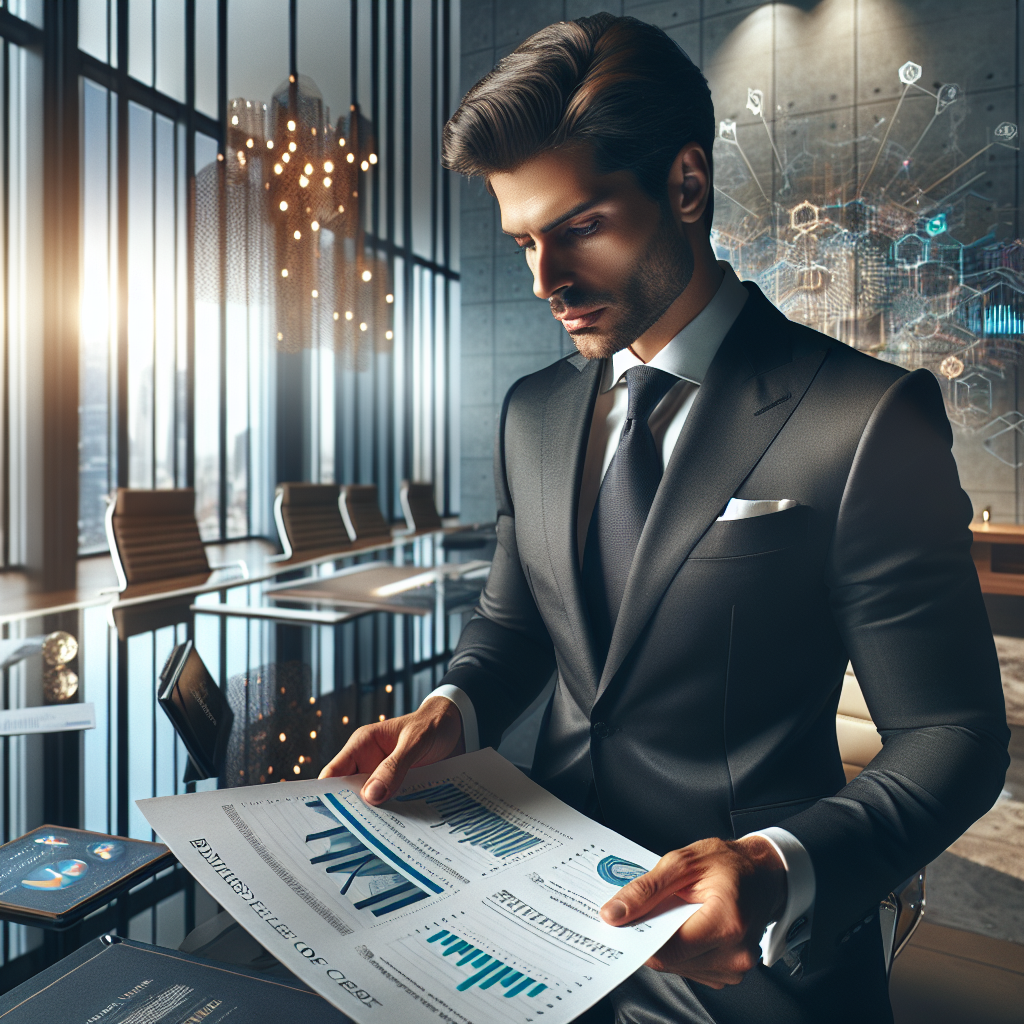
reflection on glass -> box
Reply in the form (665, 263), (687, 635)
(79, 81), (116, 552)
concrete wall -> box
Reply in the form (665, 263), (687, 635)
(457, 0), (1024, 523)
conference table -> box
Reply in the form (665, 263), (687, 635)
(0, 528), (493, 980)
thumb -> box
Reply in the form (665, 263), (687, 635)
(600, 850), (694, 926)
(360, 730), (425, 805)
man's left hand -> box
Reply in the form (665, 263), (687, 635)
(599, 837), (787, 990)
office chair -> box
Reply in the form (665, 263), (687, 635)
(399, 481), (444, 533)
(399, 479), (495, 552)
(104, 488), (247, 593)
(339, 484), (391, 543)
(837, 666), (926, 976)
(271, 483), (351, 562)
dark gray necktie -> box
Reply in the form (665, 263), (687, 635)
(582, 365), (676, 662)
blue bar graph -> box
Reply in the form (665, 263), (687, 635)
(424, 929), (548, 999)
(395, 784), (543, 859)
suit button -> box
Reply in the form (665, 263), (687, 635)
(591, 721), (610, 739)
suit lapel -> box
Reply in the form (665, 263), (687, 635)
(540, 353), (603, 701)
(595, 290), (830, 700)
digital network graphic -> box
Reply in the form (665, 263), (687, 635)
(711, 61), (1024, 478)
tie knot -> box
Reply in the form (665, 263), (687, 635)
(624, 365), (676, 425)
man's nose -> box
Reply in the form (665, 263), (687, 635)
(531, 242), (572, 300)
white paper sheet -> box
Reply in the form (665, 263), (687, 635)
(139, 748), (699, 1024)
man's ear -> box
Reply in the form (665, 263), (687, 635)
(667, 143), (711, 226)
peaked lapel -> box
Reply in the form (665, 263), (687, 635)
(539, 352), (603, 704)
(595, 288), (830, 700)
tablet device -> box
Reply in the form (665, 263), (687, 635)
(157, 641), (233, 781)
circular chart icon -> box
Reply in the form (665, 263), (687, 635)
(87, 841), (126, 863)
(596, 855), (647, 886)
(32, 835), (69, 847)
(21, 859), (89, 891)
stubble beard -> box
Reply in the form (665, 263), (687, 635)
(560, 215), (696, 361)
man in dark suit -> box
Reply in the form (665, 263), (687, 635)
(321, 14), (1009, 1023)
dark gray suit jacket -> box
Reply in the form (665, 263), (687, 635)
(442, 283), (1009, 982)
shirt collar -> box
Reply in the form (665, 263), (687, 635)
(602, 261), (748, 393)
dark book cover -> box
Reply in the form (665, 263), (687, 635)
(0, 827), (173, 928)
(0, 935), (351, 1022)
(157, 641), (234, 781)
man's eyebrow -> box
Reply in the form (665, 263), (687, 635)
(503, 198), (600, 238)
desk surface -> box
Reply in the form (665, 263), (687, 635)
(971, 522), (1024, 545)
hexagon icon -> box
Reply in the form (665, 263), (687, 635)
(899, 61), (922, 85)
(953, 372), (992, 415)
(981, 412), (1024, 468)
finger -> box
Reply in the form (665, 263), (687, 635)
(361, 726), (435, 804)
(318, 721), (397, 779)
(600, 848), (699, 925)
(647, 939), (759, 988)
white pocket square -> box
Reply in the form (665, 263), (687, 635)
(717, 498), (798, 521)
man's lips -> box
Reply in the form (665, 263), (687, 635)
(553, 307), (606, 331)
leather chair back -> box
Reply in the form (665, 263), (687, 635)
(836, 666), (884, 782)
(400, 481), (443, 533)
(339, 484), (390, 543)
(274, 483), (348, 559)
(106, 488), (210, 588)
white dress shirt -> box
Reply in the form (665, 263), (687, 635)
(426, 262), (815, 967)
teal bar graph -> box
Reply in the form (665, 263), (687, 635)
(425, 930), (548, 1000)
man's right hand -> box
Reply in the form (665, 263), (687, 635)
(318, 696), (465, 804)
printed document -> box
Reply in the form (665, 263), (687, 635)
(138, 748), (699, 1024)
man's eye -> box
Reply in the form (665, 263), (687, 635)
(569, 221), (599, 237)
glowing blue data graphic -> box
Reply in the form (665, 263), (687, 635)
(305, 798), (434, 917)
(984, 304), (1024, 336)
(395, 783), (543, 858)
(426, 929), (548, 999)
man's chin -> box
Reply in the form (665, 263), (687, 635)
(569, 329), (629, 361)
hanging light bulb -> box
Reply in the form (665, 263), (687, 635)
(311, 220), (319, 231)
(369, 153), (377, 164)
(361, 270), (372, 282)
(279, 200), (288, 211)
(299, 175), (309, 187)
(323, 176), (332, 187)
(267, 139), (274, 148)
(274, 163), (283, 174)
(293, 230), (301, 239)
(324, 160), (334, 173)
(385, 293), (394, 303)
(360, 160), (369, 171)
(288, 141), (297, 152)
(311, 289), (318, 298)
(345, 311), (353, 320)
(231, 114), (239, 125)
(281, 268), (288, 277)
(246, 137), (254, 148)
(287, 119), (296, 131)
(282, 152), (290, 163)
(304, 162), (313, 175)
(346, 153), (355, 163)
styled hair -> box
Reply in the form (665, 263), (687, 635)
(442, 13), (715, 228)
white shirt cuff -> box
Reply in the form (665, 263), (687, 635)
(421, 684), (479, 753)
(744, 826), (815, 967)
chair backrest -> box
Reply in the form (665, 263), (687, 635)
(274, 483), (348, 559)
(400, 481), (443, 533)
(105, 488), (210, 588)
(339, 484), (390, 543)
(836, 666), (883, 783)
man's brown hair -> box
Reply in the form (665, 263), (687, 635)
(442, 12), (716, 228)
